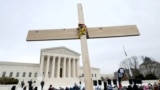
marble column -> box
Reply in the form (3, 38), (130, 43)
(68, 58), (71, 78)
(51, 56), (55, 78)
(76, 59), (79, 77)
(62, 57), (66, 78)
(39, 55), (44, 76)
(45, 56), (50, 78)
(73, 58), (76, 78)
(56, 56), (61, 78)
(66, 58), (69, 78)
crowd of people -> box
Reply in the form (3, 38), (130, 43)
(47, 83), (83, 90)
(39, 82), (160, 90)
(103, 82), (160, 90)
(10, 79), (160, 90)
(125, 82), (160, 90)
(12, 80), (45, 90)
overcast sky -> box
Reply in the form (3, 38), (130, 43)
(0, 0), (160, 74)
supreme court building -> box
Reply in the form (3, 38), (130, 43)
(0, 46), (101, 87)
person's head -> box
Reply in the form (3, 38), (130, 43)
(24, 86), (26, 89)
(34, 87), (37, 90)
(50, 85), (52, 87)
(74, 83), (78, 87)
(11, 86), (16, 90)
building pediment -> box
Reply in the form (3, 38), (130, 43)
(41, 46), (80, 56)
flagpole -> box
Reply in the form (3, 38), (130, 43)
(123, 46), (133, 77)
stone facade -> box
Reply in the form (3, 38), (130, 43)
(0, 46), (101, 88)
(0, 62), (39, 81)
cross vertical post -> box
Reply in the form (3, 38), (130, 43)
(78, 4), (93, 90)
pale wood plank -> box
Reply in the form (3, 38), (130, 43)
(77, 3), (85, 24)
(26, 28), (79, 41)
(88, 25), (140, 38)
(26, 25), (139, 41)
(80, 35), (93, 90)
(78, 3), (94, 90)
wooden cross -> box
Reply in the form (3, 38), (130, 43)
(26, 3), (140, 90)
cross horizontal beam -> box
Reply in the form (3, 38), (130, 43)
(27, 28), (78, 41)
(88, 25), (139, 39)
(26, 25), (140, 41)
